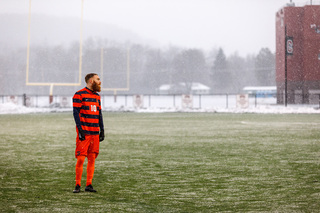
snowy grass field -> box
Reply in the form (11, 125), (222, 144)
(1, 112), (320, 212)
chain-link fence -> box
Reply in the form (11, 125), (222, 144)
(0, 94), (284, 109)
(2, 93), (320, 110)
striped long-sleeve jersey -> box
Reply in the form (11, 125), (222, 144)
(73, 87), (104, 135)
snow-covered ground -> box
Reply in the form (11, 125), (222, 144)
(1, 94), (320, 114)
(1, 102), (319, 114)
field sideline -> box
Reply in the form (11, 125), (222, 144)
(1, 112), (320, 212)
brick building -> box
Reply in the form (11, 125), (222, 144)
(276, 3), (320, 104)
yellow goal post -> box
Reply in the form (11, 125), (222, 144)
(25, 0), (84, 101)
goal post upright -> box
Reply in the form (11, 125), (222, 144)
(26, 0), (130, 104)
(78, 0), (84, 85)
(25, 0), (84, 103)
(100, 47), (130, 102)
(26, 0), (32, 85)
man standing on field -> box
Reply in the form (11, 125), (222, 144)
(72, 73), (105, 193)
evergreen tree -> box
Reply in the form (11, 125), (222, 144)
(211, 48), (231, 93)
(227, 52), (246, 93)
(255, 48), (275, 86)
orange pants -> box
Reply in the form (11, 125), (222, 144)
(75, 153), (97, 186)
(75, 134), (99, 186)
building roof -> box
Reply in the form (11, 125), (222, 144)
(243, 86), (276, 91)
(158, 82), (211, 91)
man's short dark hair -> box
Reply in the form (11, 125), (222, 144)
(85, 73), (98, 83)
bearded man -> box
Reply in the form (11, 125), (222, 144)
(72, 73), (105, 193)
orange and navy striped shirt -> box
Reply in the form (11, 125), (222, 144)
(73, 87), (104, 135)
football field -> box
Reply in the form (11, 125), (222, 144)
(1, 112), (320, 212)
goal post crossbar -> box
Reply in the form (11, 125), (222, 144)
(100, 48), (130, 93)
(25, 0), (84, 88)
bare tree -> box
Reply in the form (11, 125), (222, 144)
(172, 49), (206, 94)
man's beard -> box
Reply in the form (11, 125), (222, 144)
(92, 81), (101, 92)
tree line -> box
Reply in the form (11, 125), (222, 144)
(0, 38), (275, 95)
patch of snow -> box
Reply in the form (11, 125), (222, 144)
(1, 102), (319, 114)
(0, 103), (51, 114)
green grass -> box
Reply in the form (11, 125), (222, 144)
(1, 112), (320, 212)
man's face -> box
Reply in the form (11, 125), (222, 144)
(91, 75), (101, 92)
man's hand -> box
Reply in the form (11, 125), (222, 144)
(78, 128), (85, 141)
(99, 129), (105, 142)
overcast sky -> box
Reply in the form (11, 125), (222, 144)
(1, 0), (298, 56)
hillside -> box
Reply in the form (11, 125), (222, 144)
(0, 13), (157, 50)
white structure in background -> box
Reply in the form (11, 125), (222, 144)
(243, 86), (277, 98)
(7, 96), (18, 104)
(157, 82), (211, 95)
(236, 94), (249, 109)
(60, 96), (70, 108)
(133, 95), (144, 109)
(181, 94), (193, 109)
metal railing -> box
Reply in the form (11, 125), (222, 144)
(2, 93), (320, 111)
(0, 94), (281, 109)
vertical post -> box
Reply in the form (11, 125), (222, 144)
(23, 94), (27, 106)
(226, 94), (228, 108)
(173, 94), (175, 107)
(78, 0), (84, 84)
(26, 0), (32, 85)
(285, 25), (288, 107)
(199, 94), (202, 109)
(100, 48), (103, 86)
(255, 93), (257, 107)
(114, 90), (117, 103)
(49, 84), (54, 104)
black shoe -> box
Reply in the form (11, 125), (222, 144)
(85, 184), (97, 192)
(73, 184), (81, 193)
